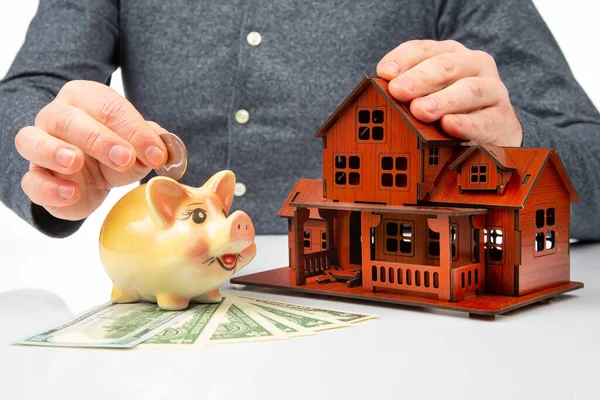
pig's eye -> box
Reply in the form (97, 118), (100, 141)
(182, 208), (207, 224)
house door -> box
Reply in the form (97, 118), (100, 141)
(349, 211), (362, 265)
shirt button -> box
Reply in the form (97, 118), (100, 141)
(235, 109), (249, 124)
(235, 182), (247, 197)
(246, 31), (262, 46)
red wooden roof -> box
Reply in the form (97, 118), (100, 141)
(449, 144), (517, 171)
(314, 76), (461, 144)
(428, 148), (579, 208)
(278, 179), (324, 219)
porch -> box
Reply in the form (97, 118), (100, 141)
(290, 200), (488, 302)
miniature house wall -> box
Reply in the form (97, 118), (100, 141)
(232, 76), (583, 316)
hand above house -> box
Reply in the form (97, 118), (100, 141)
(377, 40), (523, 148)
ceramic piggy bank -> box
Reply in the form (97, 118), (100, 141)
(98, 170), (256, 310)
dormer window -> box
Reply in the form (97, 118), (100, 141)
(470, 164), (488, 183)
(357, 107), (384, 142)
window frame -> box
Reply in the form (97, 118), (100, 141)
(426, 223), (459, 261)
(469, 162), (489, 185)
(383, 219), (415, 257)
(355, 106), (387, 144)
(332, 152), (363, 189)
(428, 146), (439, 167)
(484, 227), (505, 265)
(533, 204), (558, 257)
(378, 153), (410, 192)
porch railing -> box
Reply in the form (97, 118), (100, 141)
(369, 261), (442, 295)
(450, 263), (483, 300)
(298, 249), (338, 281)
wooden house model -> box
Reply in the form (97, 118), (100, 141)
(232, 77), (584, 317)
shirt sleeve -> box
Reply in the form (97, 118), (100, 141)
(0, 0), (119, 238)
(434, 0), (600, 240)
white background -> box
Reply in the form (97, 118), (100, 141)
(0, 1), (599, 311)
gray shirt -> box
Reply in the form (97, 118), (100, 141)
(1, 0), (600, 239)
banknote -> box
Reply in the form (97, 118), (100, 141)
(141, 300), (226, 347)
(244, 300), (350, 332)
(207, 297), (290, 344)
(239, 295), (376, 324)
(16, 302), (192, 348)
(232, 297), (315, 338)
(15, 293), (375, 349)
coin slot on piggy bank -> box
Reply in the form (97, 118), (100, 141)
(98, 169), (257, 311)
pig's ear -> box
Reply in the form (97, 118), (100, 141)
(203, 170), (236, 213)
(145, 177), (192, 229)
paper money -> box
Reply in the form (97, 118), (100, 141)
(16, 302), (192, 348)
(240, 296), (376, 324)
(207, 297), (289, 344)
(141, 301), (225, 347)
(246, 301), (349, 332)
(14, 293), (376, 349)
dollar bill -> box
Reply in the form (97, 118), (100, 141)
(239, 295), (376, 324)
(243, 300), (349, 332)
(207, 297), (290, 344)
(16, 302), (192, 348)
(140, 300), (226, 347)
(232, 297), (315, 338)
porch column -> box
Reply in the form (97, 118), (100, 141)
(294, 207), (310, 285)
(318, 209), (338, 267)
(429, 215), (451, 301)
(361, 212), (382, 292)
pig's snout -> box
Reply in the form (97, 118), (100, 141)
(229, 211), (255, 242)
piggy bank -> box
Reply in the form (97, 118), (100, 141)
(98, 170), (256, 310)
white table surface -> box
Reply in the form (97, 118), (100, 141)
(0, 185), (599, 400)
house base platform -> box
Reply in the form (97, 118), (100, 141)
(230, 267), (583, 317)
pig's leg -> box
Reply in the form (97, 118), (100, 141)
(111, 287), (142, 303)
(191, 289), (222, 303)
(156, 293), (190, 310)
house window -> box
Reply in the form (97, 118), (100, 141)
(321, 231), (327, 250)
(357, 108), (384, 142)
(484, 228), (504, 264)
(384, 220), (414, 256)
(427, 224), (458, 261)
(303, 230), (311, 249)
(380, 154), (409, 190)
(428, 147), (439, 166)
(470, 164), (488, 183)
(534, 206), (557, 256)
(333, 153), (362, 187)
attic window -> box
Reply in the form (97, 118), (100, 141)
(470, 164), (488, 183)
(357, 108), (384, 142)
(428, 147), (439, 166)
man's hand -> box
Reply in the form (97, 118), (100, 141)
(14, 80), (169, 221)
(377, 40), (523, 147)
